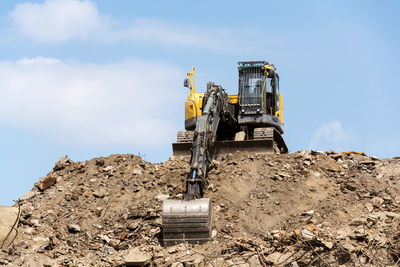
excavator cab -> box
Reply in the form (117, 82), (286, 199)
(238, 61), (279, 118)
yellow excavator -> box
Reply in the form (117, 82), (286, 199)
(162, 61), (288, 246)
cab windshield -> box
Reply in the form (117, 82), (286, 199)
(239, 69), (266, 99)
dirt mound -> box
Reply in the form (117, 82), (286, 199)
(1, 151), (400, 266)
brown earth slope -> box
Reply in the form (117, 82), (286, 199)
(0, 151), (400, 266)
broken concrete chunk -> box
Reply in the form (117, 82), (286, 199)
(301, 229), (315, 240)
(95, 158), (105, 166)
(349, 217), (367, 226)
(234, 131), (246, 141)
(93, 188), (107, 198)
(247, 255), (261, 266)
(371, 197), (384, 207)
(155, 194), (169, 202)
(103, 165), (114, 172)
(53, 156), (72, 171)
(265, 252), (291, 265)
(0, 206), (19, 249)
(36, 175), (57, 191)
(301, 210), (315, 216)
(322, 240), (334, 249)
(32, 236), (50, 250)
(385, 211), (400, 219)
(124, 247), (151, 266)
(19, 191), (36, 201)
(67, 224), (81, 233)
(365, 203), (374, 212)
(133, 168), (143, 176)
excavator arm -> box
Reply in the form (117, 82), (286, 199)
(186, 83), (229, 198)
(162, 83), (233, 245)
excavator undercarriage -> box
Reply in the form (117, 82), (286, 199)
(172, 127), (288, 157)
(162, 61), (288, 246)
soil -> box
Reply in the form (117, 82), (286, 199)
(0, 150), (399, 266)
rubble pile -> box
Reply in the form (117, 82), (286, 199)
(0, 151), (399, 266)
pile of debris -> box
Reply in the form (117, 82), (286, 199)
(0, 151), (399, 266)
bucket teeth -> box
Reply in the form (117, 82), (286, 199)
(162, 198), (212, 246)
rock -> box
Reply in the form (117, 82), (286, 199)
(365, 203), (374, 212)
(212, 229), (218, 238)
(211, 159), (221, 167)
(352, 227), (367, 238)
(0, 206), (19, 249)
(385, 211), (400, 219)
(171, 263), (184, 267)
(67, 224), (81, 233)
(155, 194), (169, 202)
(301, 210), (315, 216)
(349, 217), (367, 226)
(93, 189), (106, 198)
(53, 156), (72, 171)
(99, 234), (111, 243)
(133, 168), (143, 176)
(210, 257), (227, 267)
(36, 175), (57, 191)
(30, 218), (40, 227)
(342, 182), (357, 191)
(124, 247), (151, 266)
(322, 240), (334, 249)
(128, 221), (140, 231)
(297, 150), (311, 156)
(301, 229), (315, 240)
(330, 153), (342, 160)
(108, 239), (120, 249)
(32, 236), (50, 250)
(247, 255), (261, 266)
(371, 197), (384, 207)
(25, 227), (34, 234)
(271, 175), (283, 181)
(311, 150), (326, 156)
(167, 246), (178, 254)
(19, 253), (55, 266)
(359, 160), (376, 165)
(208, 183), (217, 192)
(19, 191), (36, 201)
(367, 212), (386, 222)
(342, 241), (356, 252)
(359, 255), (368, 264)
(95, 158), (105, 166)
(265, 252), (291, 265)
(235, 131), (246, 141)
(103, 165), (114, 172)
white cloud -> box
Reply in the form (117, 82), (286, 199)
(110, 18), (258, 52)
(0, 57), (185, 146)
(7, 0), (266, 52)
(9, 0), (106, 43)
(309, 121), (355, 152)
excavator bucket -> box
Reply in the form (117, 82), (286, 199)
(162, 198), (213, 246)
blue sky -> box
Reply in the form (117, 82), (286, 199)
(0, 0), (399, 205)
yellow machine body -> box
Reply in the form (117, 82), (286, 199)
(184, 65), (284, 128)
